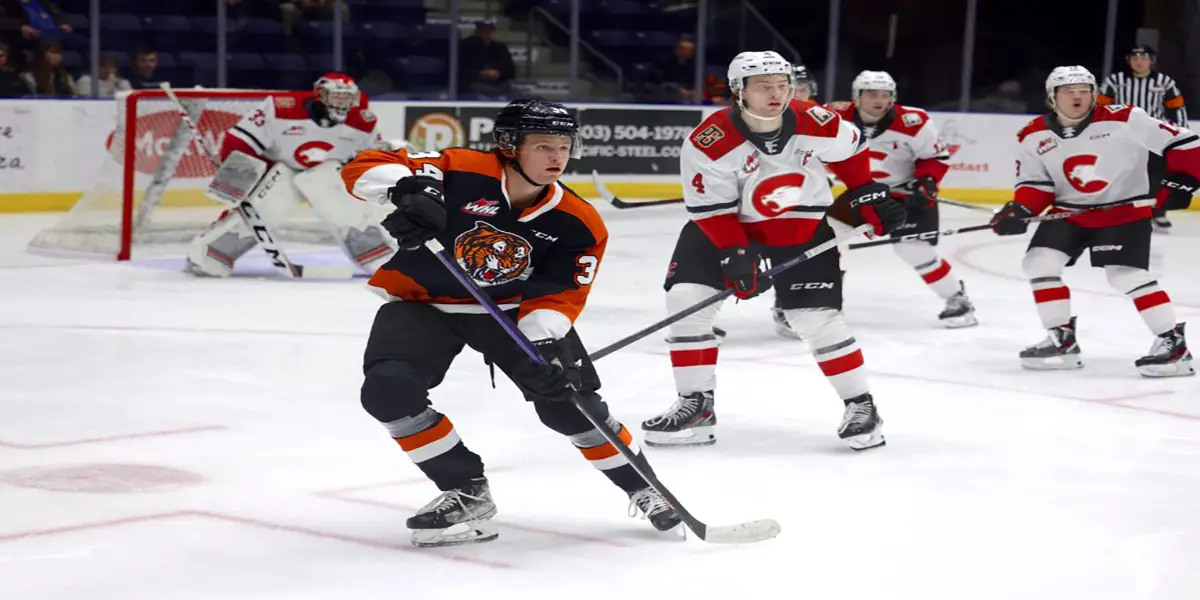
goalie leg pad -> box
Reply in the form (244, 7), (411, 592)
(184, 209), (258, 277)
(296, 161), (398, 271)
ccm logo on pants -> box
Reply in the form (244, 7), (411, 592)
(790, 282), (836, 290)
(1092, 244), (1124, 252)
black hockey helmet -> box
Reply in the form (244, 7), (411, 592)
(792, 63), (818, 97)
(493, 99), (582, 159)
(1126, 44), (1156, 60)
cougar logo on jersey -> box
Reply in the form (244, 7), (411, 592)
(1063, 155), (1109, 194)
(693, 124), (725, 148)
(751, 173), (808, 217)
(454, 221), (532, 286)
(294, 140), (335, 168)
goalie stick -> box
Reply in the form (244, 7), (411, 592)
(159, 83), (354, 280)
(590, 223), (873, 362)
(423, 237), (781, 545)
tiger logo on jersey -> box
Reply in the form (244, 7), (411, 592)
(454, 221), (533, 286)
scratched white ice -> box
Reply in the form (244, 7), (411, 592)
(1, 205), (1198, 600)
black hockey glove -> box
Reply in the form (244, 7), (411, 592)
(517, 338), (584, 403)
(847, 182), (907, 236)
(901, 175), (938, 210)
(990, 200), (1034, 236)
(383, 175), (447, 250)
(719, 246), (767, 300)
(1159, 172), (1200, 211)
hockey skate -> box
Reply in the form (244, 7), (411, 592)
(772, 307), (803, 340)
(938, 282), (978, 328)
(838, 393), (885, 451)
(641, 391), (716, 447)
(628, 486), (683, 532)
(1135, 322), (1195, 378)
(407, 478), (498, 547)
(1020, 317), (1083, 370)
(1152, 214), (1173, 233)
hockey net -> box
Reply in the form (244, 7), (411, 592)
(28, 88), (335, 260)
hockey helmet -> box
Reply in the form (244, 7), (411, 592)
(793, 64), (818, 98)
(493, 99), (582, 159)
(851, 70), (897, 98)
(727, 51), (793, 95)
(313, 73), (361, 123)
(1044, 66), (1096, 98)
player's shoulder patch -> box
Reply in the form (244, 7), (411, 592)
(1093, 104), (1135, 123)
(689, 108), (743, 160)
(359, 109), (376, 122)
(273, 96), (296, 109)
(796, 103), (841, 138)
(806, 104), (836, 126)
(901, 111), (924, 127)
(1017, 115), (1051, 143)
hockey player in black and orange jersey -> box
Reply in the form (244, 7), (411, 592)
(340, 99), (682, 547)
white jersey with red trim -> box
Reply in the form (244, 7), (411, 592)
(827, 102), (950, 189)
(1014, 104), (1200, 227)
(680, 99), (868, 248)
(223, 92), (381, 171)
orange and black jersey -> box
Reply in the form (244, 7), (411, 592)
(341, 147), (607, 341)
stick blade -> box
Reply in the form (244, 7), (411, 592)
(701, 519), (781, 544)
(294, 265), (357, 280)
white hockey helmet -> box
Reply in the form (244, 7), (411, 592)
(851, 70), (897, 98)
(727, 51), (793, 94)
(1044, 65), (1096, 97)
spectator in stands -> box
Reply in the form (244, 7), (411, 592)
(19, 38), (71, 97)
(76, 56), (131, 98)
(0, 0), (71, 71)
(652, 36), (696, 103)
(459, 20), (516, 99)
(128, 46), (168, 89)
(278, 0), (348, 40)
(0, 41), (31, 97)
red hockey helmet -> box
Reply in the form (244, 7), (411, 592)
(313, 73), (360, 123)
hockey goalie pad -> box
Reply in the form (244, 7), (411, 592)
(207, 150), (270, 206)
(294, 160), (397, 271)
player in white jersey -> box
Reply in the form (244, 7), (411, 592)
(989, 65), (1197, 377)
(824, 71), (977, 328)
(185, 73), (398, 277)
(640, 51), (907, 451)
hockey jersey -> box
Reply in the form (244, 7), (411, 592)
(827, 102), (950, 192)
(341, 148), (607, 341)
(681, 99), (872, 249)
(221, 92), (381, 171)
(1015, 104), (1200, 228)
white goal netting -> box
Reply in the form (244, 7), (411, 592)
(28, 89), (336, 260)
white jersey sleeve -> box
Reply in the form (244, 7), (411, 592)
(912, 115), (951, 162)
(1015, 139), (1055, 197)
(1122, 105), (1200, 155)
(680, 138), (741, 220)
(225, 97), (276, 161)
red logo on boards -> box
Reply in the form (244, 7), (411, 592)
(105, 109), (241, 178)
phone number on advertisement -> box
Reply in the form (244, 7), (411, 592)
(581, 144), (681, 158)
(578, 124), (692, 143)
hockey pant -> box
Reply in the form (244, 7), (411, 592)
(360, 301), (653, 494)
(187, 161), (396, 277)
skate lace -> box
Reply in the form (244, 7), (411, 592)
(627, 488), (672, 519)
(649, 393), (701, 426)
(418, 487), (489, 519)
(1147, 332), (1179, 357)
(842, 401), (873, 424)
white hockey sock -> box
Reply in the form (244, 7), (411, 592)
(1029, 276), (1072, 329)
(893, 242), (960, 299)
(784, 308), (869, 400)
(666, 283), (724, 394)
(1107, 265), (1176, 336)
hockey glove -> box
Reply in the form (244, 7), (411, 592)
(990, 201), (1034, 236)
(719, 246), (765, 300)
(847, 182), (907, 236)
(901, 175), (938, 210)
(383, 175), (447, 250)
(1159, 172), (1200, 211)
(517, 338), (584, 403)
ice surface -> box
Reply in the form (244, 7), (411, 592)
(2, 206), (1199, 599)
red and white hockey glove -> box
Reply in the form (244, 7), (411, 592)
(847, 182), (906, 236)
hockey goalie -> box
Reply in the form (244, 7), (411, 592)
(185, 73), (399, 277)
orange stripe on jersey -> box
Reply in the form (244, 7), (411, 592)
(341, 148), (504, 201)
(516, 187), (609, 326)
(396, 415), (455, 452)
(578, 425), (634, 461)
(368, 268), (520, 305)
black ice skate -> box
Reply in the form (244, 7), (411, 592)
(641, 391), (716, 447)
(772, 306), (803, 340)
(1135, 322), (1195, 378)
(838, 393), (885, 451)
(1020, 317), (1083, 370)
(407, 477), (498, 547)
(1152, 214), (1173, 233)
(628, 486), (683, 532)
(938, 282), (978, 328)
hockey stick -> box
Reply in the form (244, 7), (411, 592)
(423, 238), (780, 544)
(591, 171), (683, 209)
(159, 83), (354, 280)
(847, 199), (1153, 250)
(590, 223), (874, 362)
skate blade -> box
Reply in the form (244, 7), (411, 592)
(1137, 360), (1196, 378)
(774, 324), (804, 340)
(643, 426), (716, 448)
(941, 313), (979, 329)
(845, 430), (886, 451)
(410, 521), (499, 547)
(1021, 354), (1083, 370)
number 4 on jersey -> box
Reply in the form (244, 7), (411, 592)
(691, 173), (706, 194)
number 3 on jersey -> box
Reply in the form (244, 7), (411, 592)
(575, 255), (598, 285)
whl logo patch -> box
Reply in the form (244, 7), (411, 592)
(461, 198), (501, 216)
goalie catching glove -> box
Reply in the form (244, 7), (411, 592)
(384, 175), (447, 249)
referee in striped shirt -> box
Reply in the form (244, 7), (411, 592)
(1099, 45), (1189, 231)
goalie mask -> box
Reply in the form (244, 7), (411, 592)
(314, 73), (361, 123)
